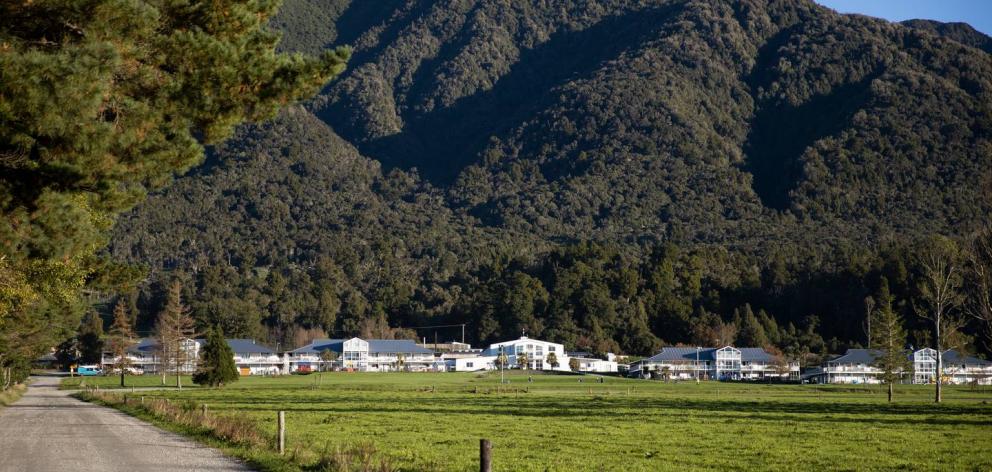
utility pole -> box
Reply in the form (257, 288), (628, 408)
(462, 324), (465, 345)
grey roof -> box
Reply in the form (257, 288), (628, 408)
(217, 339), (275, 354)
(829, 349), (884, 365)
(644, 346), (777, 363)
(941, 350), (992, 367)
(126, 338), (274, 354)
(291, 338), (433, 355)
(828, 348), (991, 367)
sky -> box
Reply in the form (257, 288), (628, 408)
(815, 0), (992, 36)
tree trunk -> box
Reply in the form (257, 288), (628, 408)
(120, 371), (125, 388)
(936, 320), (942, 404)
(887, 382), (893, 403)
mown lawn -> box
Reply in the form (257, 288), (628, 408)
(66, 372), (992, 471)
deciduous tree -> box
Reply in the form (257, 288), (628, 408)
(108, 300), (136, 387)
(915, 236), (966, 403)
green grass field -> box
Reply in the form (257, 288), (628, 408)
(66, 372), (992, 471)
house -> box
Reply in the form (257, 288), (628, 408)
(101, 338), (281, 376)
(287, 337), (439, 372)
(447, 356), (498, 372)
(572, 353), (619, 373)
(480, 336), (571, 371)
(639, 346), (798, 381)
(821, 349), (886, 384)
(935, 350), (992, 385)
(819, 348), (992, 385)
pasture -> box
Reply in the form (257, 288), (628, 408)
(67, 372), (992, 471)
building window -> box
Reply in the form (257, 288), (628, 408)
(549, 346), (556, 352)
(466, 362), (474, 368)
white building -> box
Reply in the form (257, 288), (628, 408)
(913, 348), (992, 385)
(570, 353), (619, 373)
(819, 348), (992, 385)
(822, 349), (886, 384)
(639, 346), (798, 381)
(481, 336), (571, 371)
(101, 338), (281, 375)
(287, 338), (440, 372)
(447, 356), (498, 372)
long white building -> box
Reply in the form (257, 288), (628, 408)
(819, 348), (992, 385)
(638, 346), (799, 381)
(101, 338), (281, 376)
(287, 337), (440, 372)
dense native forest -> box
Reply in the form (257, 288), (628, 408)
(51, 0), (992, 367)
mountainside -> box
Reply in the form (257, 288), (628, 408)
(107, 0), (992, 353)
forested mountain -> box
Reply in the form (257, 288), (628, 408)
(106, 0), (992, 359)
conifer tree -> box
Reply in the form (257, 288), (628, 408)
(77, 312), (105, 365)
(108, 300), (136, 387)
(872, 278), (910, 402)
(737, 305), (769, 347)
(193, 327), (238, 387)
(0, 0), (348, 373)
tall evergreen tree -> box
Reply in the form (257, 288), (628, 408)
(0, 0), (348, 377)
(193, 327), (239, 387)
(737, 305), (770, 348)
(872, 278), (910, 402)
(77, 312), (104, 365)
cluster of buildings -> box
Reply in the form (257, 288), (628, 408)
(806, 348), (992, 385)
(98, 335), (992, 385)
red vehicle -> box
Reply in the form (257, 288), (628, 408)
(295, 364), (313, 374)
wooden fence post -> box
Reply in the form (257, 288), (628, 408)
(278, 411), (286, 455)
(140, 396), (144, 405)
(480, 438), (492, 472)
(201, 404), (207, 415)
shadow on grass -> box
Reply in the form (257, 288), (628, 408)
(158, 392), (992, 428)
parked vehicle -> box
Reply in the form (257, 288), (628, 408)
(77, 365), (103, 376)
(108, 366), (144, 375)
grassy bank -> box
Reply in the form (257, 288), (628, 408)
(0, 383), (27, 407)
(60, 374), (198, 390)
(72, 372), (992, 471)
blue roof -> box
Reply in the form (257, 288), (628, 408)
(644, 346), (777, 363)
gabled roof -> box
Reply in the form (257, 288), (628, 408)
(644, 346), (779, 363)
(829, 348), (991, 367)
(125, 338), (274, 354)
(827, 349), (884, 365)
(291, 338), (433, 355)
(219, 339), (275, 354)
(941, 350), (992, 367)
(645, 347), (716, 362)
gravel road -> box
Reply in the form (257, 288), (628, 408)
(0, 374), (252, 471)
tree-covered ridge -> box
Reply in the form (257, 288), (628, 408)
(107, 0), (992, 356)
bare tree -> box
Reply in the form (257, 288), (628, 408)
(863, 296), (876, 348)
(915, 236), (966, 403)
(155, 280), (196, 389)
(965, 227), (992, 353)
(108, 300), (137, 388)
